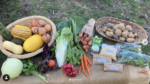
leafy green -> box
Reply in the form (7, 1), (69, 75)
(119, 50), (150, 67)
(55, 15), (85, 67)
(55, 27), (73, 67)
(66, 46), (83, 66)
(56, 19), (71, 31)
(70, 15), (84, 43)
(22, 59), (48, 83)
(141, 44), (150, 55)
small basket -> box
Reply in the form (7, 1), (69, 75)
(95, 17), (148, 44)
(0, 15), (56, 59)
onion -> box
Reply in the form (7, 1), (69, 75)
(44, 24), (52, 32)
(84, 37), (91, 42)
(31, 21), (39, 27)
(83, 33), (89, 39)
(79, 29), (86, 38)
(83, 45), (87, 50)
(38, 27), (46, 35)
(80, 39), (87, 45)
(42, 34), (51, 43)
(28, 23), (32, 28)
(31, 27), (38, 33)
(38, 20), (47, 27)
(88, 40), (92, 46)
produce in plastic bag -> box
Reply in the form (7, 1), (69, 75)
(115, 43), (142, 53)
(119, 50), (150, 67)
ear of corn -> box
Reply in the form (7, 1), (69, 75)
(11, 25), (32, 41)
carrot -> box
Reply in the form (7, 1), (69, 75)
(86, 56), (92, 66)
(79, 66), (82, 75)
(81, 58), (90, 79)
(83, 55), (91, 75)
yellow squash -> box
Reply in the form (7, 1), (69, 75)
(11, 25), (32, 41)
(23, 34), (44, 52)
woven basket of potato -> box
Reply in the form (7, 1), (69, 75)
(0, 15), (56, 59)
(95, 17), (148, 44)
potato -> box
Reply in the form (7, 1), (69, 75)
(106, 31), (114, 37)
(2, 41), (23, 55)
(106, 23), (114, 29)
(124, 30), (129, 35)
(128, 33), (134, 38)
(122, 31), (128, 38)
(110, 29), (114, 32)
(118, 23), (125, 31)
(119, 37), (125, 42)
(107, 28), (111, 31)
(115, 29), (122, 36)
(103, 26), (107, 32)
(134, 33), (137, 37)
(127, 38), (134, 43)
(129, 32), (133, 34)
(113, 35), (118, 39)
(114, 24), (119, 30)
(126, 25), (132, 31)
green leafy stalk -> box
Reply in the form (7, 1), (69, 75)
(22, 60), (48, 83)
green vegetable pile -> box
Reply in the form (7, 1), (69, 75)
(22, 59), (48, 83)
(56, 16), (84, 67)
(119, 50), (150, 67)
(116, 43), (142, 53)
(141, 44), (150, 55)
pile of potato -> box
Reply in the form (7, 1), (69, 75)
(103, 23), (138, 43)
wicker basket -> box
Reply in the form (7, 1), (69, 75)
(95, 17), (148, 44)
(0, 15), (56, 59)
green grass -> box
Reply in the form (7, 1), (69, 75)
(0, 0), (22, 26)
(0, 0), (150, 26)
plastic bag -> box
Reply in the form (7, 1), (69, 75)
(119, 50), (150, 67)
(102, 43), (120, 56)
(115, 43), (142, 53)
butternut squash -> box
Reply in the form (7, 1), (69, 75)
(2, 41), (23, 55)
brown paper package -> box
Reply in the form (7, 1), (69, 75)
(104, 63), (123, 73)
(93, 54), (112, 64)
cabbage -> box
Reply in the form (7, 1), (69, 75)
(1, 58), (23, 79)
